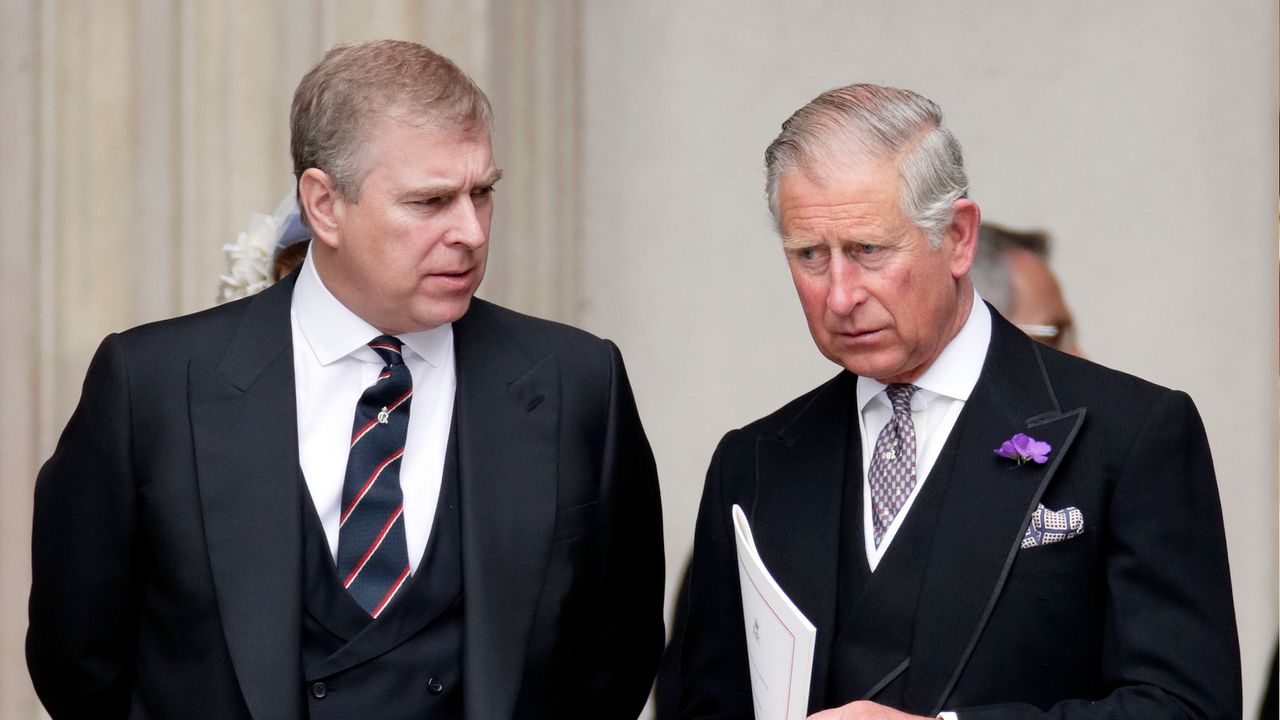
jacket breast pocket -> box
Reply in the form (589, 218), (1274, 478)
(551, 500), (598, 543)
(1007, 530), (1100, 605)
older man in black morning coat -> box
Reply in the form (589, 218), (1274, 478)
(665, 84), (1240, 719)
(28, 40), (664, 719)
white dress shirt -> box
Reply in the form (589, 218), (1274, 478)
(291, 250), (456, 573)
(857, 289), (991, 572)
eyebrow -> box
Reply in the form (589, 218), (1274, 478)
(782, 230), (909, 252)
(411, 168), (504, 198)
(781, 235), (888, 252)
(781, 235), (821, 251)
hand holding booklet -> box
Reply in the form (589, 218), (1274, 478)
(732, 504), (817, 720)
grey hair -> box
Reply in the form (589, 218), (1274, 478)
(290, 40), (492, 227)
(764, 84), (969, 248)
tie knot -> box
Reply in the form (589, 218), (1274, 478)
(367, 336), (405, 366)
(886, 383), (917, 416)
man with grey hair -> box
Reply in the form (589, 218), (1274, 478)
(970, 224), (1080, 357)
(667, 84), (1238, 718)
(29, 40), (664, 719)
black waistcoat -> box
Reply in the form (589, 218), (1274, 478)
(823, 421), (955, 713)
(299, 428), (464, 719)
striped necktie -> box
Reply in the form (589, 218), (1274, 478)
(336, 335), (413, 618)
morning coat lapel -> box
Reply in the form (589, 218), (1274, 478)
(452, 300), (561, 720)
(904, 311), (1086, 714)
(189, 274), (305, 720)
(752, 372), (858, 709)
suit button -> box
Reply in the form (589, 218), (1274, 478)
(311, 682), (328, 699)
(427, 677), (444, 694)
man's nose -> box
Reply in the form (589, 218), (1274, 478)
(448, 197), (487, 248)
(826, 255), (863, 315)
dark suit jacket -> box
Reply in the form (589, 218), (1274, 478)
(669, 310), (1240, 719)
(27, 272), (665, 719)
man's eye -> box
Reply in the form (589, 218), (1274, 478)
(786, 245), (826, 263)
(856, 243), (880, 254)
(472, 185), (494, 197)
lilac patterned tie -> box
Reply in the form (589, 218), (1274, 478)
(868, 384), (919, 547)
(337, 336), (412, 618)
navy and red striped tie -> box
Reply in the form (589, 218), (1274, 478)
(337, 335), (413, 618)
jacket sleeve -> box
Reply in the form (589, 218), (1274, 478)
(662, 432), (756, 720)
(956, 390), (1241, 719)
(27, 334), (140, 717)
(571, 340), (667, 717)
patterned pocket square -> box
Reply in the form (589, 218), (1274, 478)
(1022, 504), (1085, 549)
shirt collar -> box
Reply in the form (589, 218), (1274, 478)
(857, 286), (991, 411)
(292, 248), (453, 367)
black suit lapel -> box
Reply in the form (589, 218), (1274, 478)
(453, 300), (560, 720)
(752, 372), (857, 709)
(189, 276), (305, 720)
(905, 312), (1086, 715)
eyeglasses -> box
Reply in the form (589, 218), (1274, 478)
(1018, 323), (1076, 353)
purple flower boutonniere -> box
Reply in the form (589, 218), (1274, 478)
(995, 432), (1052, 465)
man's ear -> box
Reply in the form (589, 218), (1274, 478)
(297, 168), (342, 250)
(946, 198), (981, 278)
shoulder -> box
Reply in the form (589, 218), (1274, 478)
(1037, 344), (1187, 412)
(96, 300), (250, 379)
(992, 335), (1209, 473)
(461, 297), (619, 367)
(112, 272), (293, 359)
(115, 299), (246, 353)
(85, 278), (296, 403)
(464, 297), (609, 346)
(716, 371), (853, 453)
(986, 312), (1188, 415)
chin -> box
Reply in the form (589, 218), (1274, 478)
(422, 296), (475, 327)
(838, 355), (906, 382)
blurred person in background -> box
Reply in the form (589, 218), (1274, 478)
(969, 223), (1081, 357)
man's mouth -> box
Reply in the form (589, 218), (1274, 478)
(833, 327), (886, 343)
(427, 268), (475, 287)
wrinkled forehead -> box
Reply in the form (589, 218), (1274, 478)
(357, 102), (490, 150)
(349, 108), (494, 184)
(778, 155), (907, 223)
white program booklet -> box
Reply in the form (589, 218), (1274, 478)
(732, 504), (817, 720)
